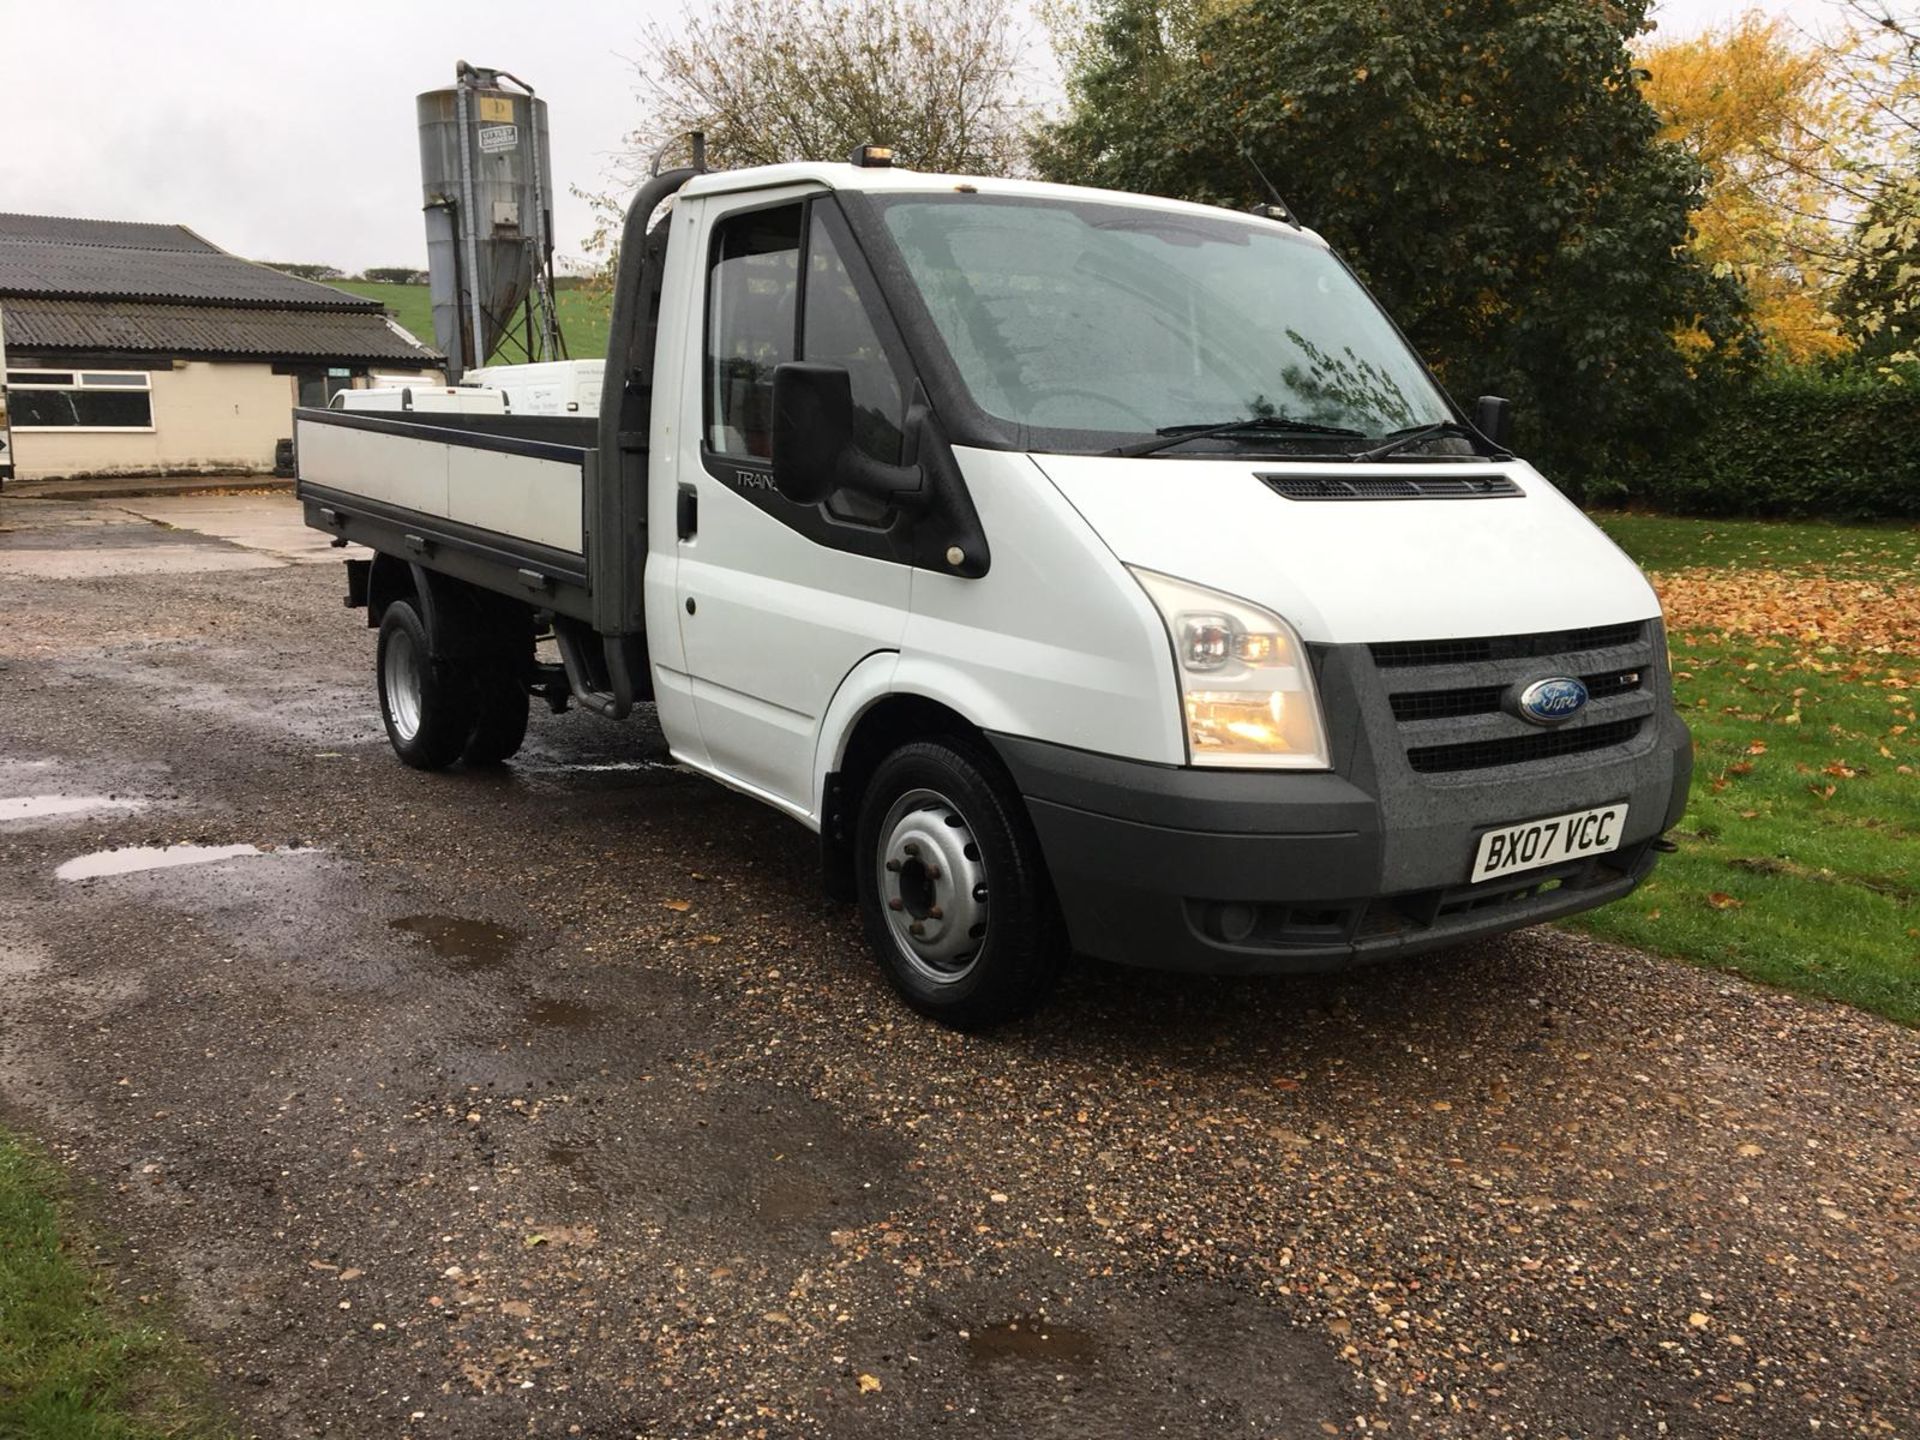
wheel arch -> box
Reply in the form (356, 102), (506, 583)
(365, 552), (417, 629)
(816, 677), (1009, 903)
(367, 556), (532, 665)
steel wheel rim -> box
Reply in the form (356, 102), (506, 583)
(876, 787), (989, 985)
(384, 627), (424, 742)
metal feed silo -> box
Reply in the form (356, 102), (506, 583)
(417, 62), (562, 377)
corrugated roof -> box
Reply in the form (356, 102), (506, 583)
(0, 213), (222, 253)
(1, 297), (440, 364)
(0, 211), (383, 311)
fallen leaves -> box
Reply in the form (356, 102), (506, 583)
(1652, 568), (1920, 653)
(1707, 892), (1745, 910)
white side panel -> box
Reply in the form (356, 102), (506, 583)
(447, 445), (582, 552)
(296, 417), (583, 555)
(1035, 455), (1661, 644)
(677, 487), (912, 805)
(902, 450), (1185, 767)
(296, 419), (447, 513)
(650, 665), (707, 773)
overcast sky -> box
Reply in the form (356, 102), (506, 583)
(0, 0), (1823, 275)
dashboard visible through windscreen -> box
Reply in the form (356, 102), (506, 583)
(872, 194), (1455, 453)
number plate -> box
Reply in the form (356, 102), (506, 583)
(1471, 803), (1628, 883)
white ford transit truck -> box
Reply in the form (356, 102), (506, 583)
(296, 151), (1692, 1027)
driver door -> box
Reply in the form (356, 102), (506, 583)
(671, 191), (918, 815)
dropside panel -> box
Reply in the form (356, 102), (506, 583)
(295, 410), (586, 555)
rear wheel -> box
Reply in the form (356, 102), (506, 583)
(377, 600), (472, 770)
(855, 737), (1066, 1028)
(463, 669), (529, 765)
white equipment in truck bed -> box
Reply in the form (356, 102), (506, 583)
(464, 359), (604, 416)
(332, 385), (506, 415)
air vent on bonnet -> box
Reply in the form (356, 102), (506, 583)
(1258, 473), (1522, 500)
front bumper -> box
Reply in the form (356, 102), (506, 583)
(988, 670), (1692, 976)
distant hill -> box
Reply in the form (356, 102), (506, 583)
(329, 281), (612, 361)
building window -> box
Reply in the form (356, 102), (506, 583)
(6, 369), (154, 430)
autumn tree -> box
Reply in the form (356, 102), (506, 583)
(1825, 0), (1920, 363)
(623, 0), (1033, 174)
(1638, 15), (1854, 364)
(1034, 0), (1757, 485)
(1839, 173), (1920, 362)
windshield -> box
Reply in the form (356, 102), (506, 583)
(876, 194), (1455, 452)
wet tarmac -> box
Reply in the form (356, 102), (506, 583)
(1, 491), (1916, 1439)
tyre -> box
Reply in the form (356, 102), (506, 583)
(854, 737), (1066, 1028)
(376, 600), (472, 770)
(463, 668), (529, 765)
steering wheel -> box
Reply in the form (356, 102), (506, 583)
(1018, 385), (1158, 429)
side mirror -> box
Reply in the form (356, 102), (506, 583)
(771, 362), (922, 507)
(1472, 395), (1514, 450)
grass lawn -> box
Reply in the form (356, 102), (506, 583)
(329, 280), (613, 360)
(1575, 512), (1920, 1025)
(0, 1130), (229, 1438)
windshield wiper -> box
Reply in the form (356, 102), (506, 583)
(1109, 416), (1366, 458)
(1351, 420), (1511, 463)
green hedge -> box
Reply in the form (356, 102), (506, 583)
(1624, 367), (1920, 520)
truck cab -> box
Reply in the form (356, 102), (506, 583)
(296, 157), (1692, 1026)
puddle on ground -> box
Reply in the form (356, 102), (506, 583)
(55, 843), (307, 881)
(967, 1316), (1101, 1366)
(755, 1174), (836, 1222)
(524, 995), (602, 1029)
(389, 914), (518, 971)
(1, 794), (145, 823)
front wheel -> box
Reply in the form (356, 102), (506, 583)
(377, 600), (473, 770)
(854, 737), (1066, 1029)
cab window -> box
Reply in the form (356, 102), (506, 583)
(706, 205), (801, 459)
(802, 208), (906, 465)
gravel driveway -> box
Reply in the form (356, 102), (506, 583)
(1, 493), (1915, 1438)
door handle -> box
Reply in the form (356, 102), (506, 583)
(676, 484), (698, 541)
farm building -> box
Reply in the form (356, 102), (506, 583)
(0, 212), (440, 481)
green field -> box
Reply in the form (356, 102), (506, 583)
(1576, 513), (1920, 1024)
(328, 280), (613, 361)
(0, 1131), (230, 1438)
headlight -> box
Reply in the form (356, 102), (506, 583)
(1131, 567), (1330, 769)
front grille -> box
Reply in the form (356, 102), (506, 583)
(1372, 622), (1644, 669)
(1406, 718), (1644, 774)
(1259, 473), (1522, 501)
(1389, 666), (1645, 722)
